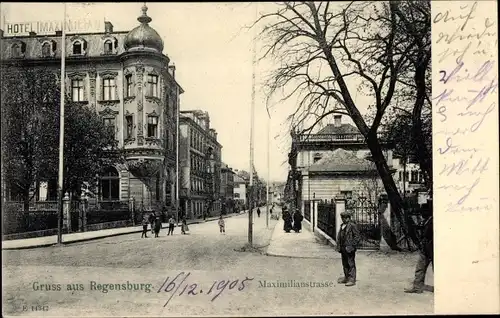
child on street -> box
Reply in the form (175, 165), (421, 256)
(218, 215), (225, 234)
(167, 216), (175, 235)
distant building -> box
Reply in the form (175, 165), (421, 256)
(220, 163), (236, 214)
(179, 110), (222, 219)
(233, 174), (247, 209)
(287, 115), (393, 211)
(0, 5), (183, 213)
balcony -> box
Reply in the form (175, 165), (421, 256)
(295, 132), (387, 143)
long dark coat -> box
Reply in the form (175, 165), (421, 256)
(283, 211), (293, 232)
(154, 218), (162, 234)
(293, 212), (303, 232)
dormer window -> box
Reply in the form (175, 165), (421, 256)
(70, 37), (87, 56)
(10, 42), (26, 59)
(104, 40), (113, 54)
(42, 42), (51, 57)
(73, 42), (82, 55)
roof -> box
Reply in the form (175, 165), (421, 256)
(316, 123), (359, 135)
(308, 148), (377, 173)
(233, 175), (246, 184)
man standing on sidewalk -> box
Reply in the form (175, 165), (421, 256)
(336, 211), (361, 287)
(405, 202), (433, 293)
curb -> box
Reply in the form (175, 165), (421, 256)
(2, 212), (247, 250)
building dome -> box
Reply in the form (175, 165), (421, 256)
(124, 5), (164, 53)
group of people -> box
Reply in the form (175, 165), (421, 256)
(335, 202), (433, 291)
(140, 212), (229, 237)
(140, 212), (190, 238)
(281, 206), (303, 233)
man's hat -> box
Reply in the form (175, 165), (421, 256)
(340, 211), (351, 217)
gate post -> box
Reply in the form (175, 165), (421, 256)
(334, 196), (346, 241)
(379, 194), (391, 252)
(129, 197), (135, 226)
(63, 192), (71, 232)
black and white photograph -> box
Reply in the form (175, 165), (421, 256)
(1, 1), (498, 316)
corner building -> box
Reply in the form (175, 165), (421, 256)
(0, 6), (183, 212)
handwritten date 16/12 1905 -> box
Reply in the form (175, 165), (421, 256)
(157, 272), (254, 308)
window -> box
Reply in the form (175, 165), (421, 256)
(42, 42), (51, 57)
(102, 78), (116, 100)
(234, 193), (240, 198)
(100, 167), (119, 200)
(103, 118), (116, 139)
(125, 74), (133, 97)
(125, 115), (133, 139)
(104, 40), (113, 54)
(147, 116), (158, 138)
(411, 170), (418, 183)
(73, 41), (82, 55)
(11, 43), (22, 58)
(313, 153), (322, 163)
(147, 74), (158, 97)
(71, 79), (85, 102)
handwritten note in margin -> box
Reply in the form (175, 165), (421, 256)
(433, 0), (499, 314)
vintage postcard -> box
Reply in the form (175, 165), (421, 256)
(1, 1), (498, 316)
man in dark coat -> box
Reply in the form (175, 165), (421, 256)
(292, 209), (303, 233)
(336, 211), (361, 286)
(405, 202), (433, 293)
(282, 208), (292, 233)
(148, 211), (156, 235)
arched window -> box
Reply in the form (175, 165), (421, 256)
(42, 42), (51, 57)
(104, 40), (113, 54)
(313, 153), (322, 163)
(11, 43), (21, 58)
(73, 41), (82, 55)
(100, 166), (119, 200)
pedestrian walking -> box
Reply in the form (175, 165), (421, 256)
(153, 216), (162, 238)
(218, 215), (226, 234)
(405, 202), (434, 293)
(148, 211), (155, 235)
(181, 217), (189, 235)
(282, 208), (292, 233)
(141, 215), (149, 238)
(292, 209), (303, 233)
(257, 207), (261, 218)
(336, 211), (361, 287)
(167, 216), (175, 235)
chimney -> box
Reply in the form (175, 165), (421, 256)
(334, 115), (342, 127)
(104, 21), (114, 33)
(169, 63), (176, 78)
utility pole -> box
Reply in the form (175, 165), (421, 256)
(266, 108), (270, 229)
(248, 2), (258, 247)
(57, 2), (67, 245)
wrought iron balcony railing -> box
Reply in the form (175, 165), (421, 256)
(294, 132), (387, 143)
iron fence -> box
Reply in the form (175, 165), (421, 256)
(317, 199), (336, 240)
(303, 200), (311, 222)
(346, 196), (380, 250)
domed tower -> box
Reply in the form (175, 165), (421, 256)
(120, 4), (182, 213)
(124, 5), (164, 53)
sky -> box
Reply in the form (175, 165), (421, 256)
(0, 2), (370, 183)
(0, 2), (302, 182)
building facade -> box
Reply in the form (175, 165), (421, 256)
(233, 174), (247, 210)
(287, 115), (393, 212)
(179, 110), (222, 219)
(220, 162), (236, 214)
(0, 5), (183, 214)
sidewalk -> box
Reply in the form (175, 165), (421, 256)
(2, 211), (247, 250)
(266, 219), (340, 259)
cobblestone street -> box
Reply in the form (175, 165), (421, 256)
(2, 212), (433, 316)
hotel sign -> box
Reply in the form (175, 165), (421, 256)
(4, 18), (102, 37)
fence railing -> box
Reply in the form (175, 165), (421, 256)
(303, 200), (311, 222)
(296, 132), (387, 143)
(317, 199), (336, 240)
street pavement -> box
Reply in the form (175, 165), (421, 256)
(2, 207), (433, 316)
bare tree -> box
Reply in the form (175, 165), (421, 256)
(254, 1), (430, 247)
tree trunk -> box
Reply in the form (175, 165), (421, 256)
(412, 57), (433, 194)
(366, 133), (420, 247)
